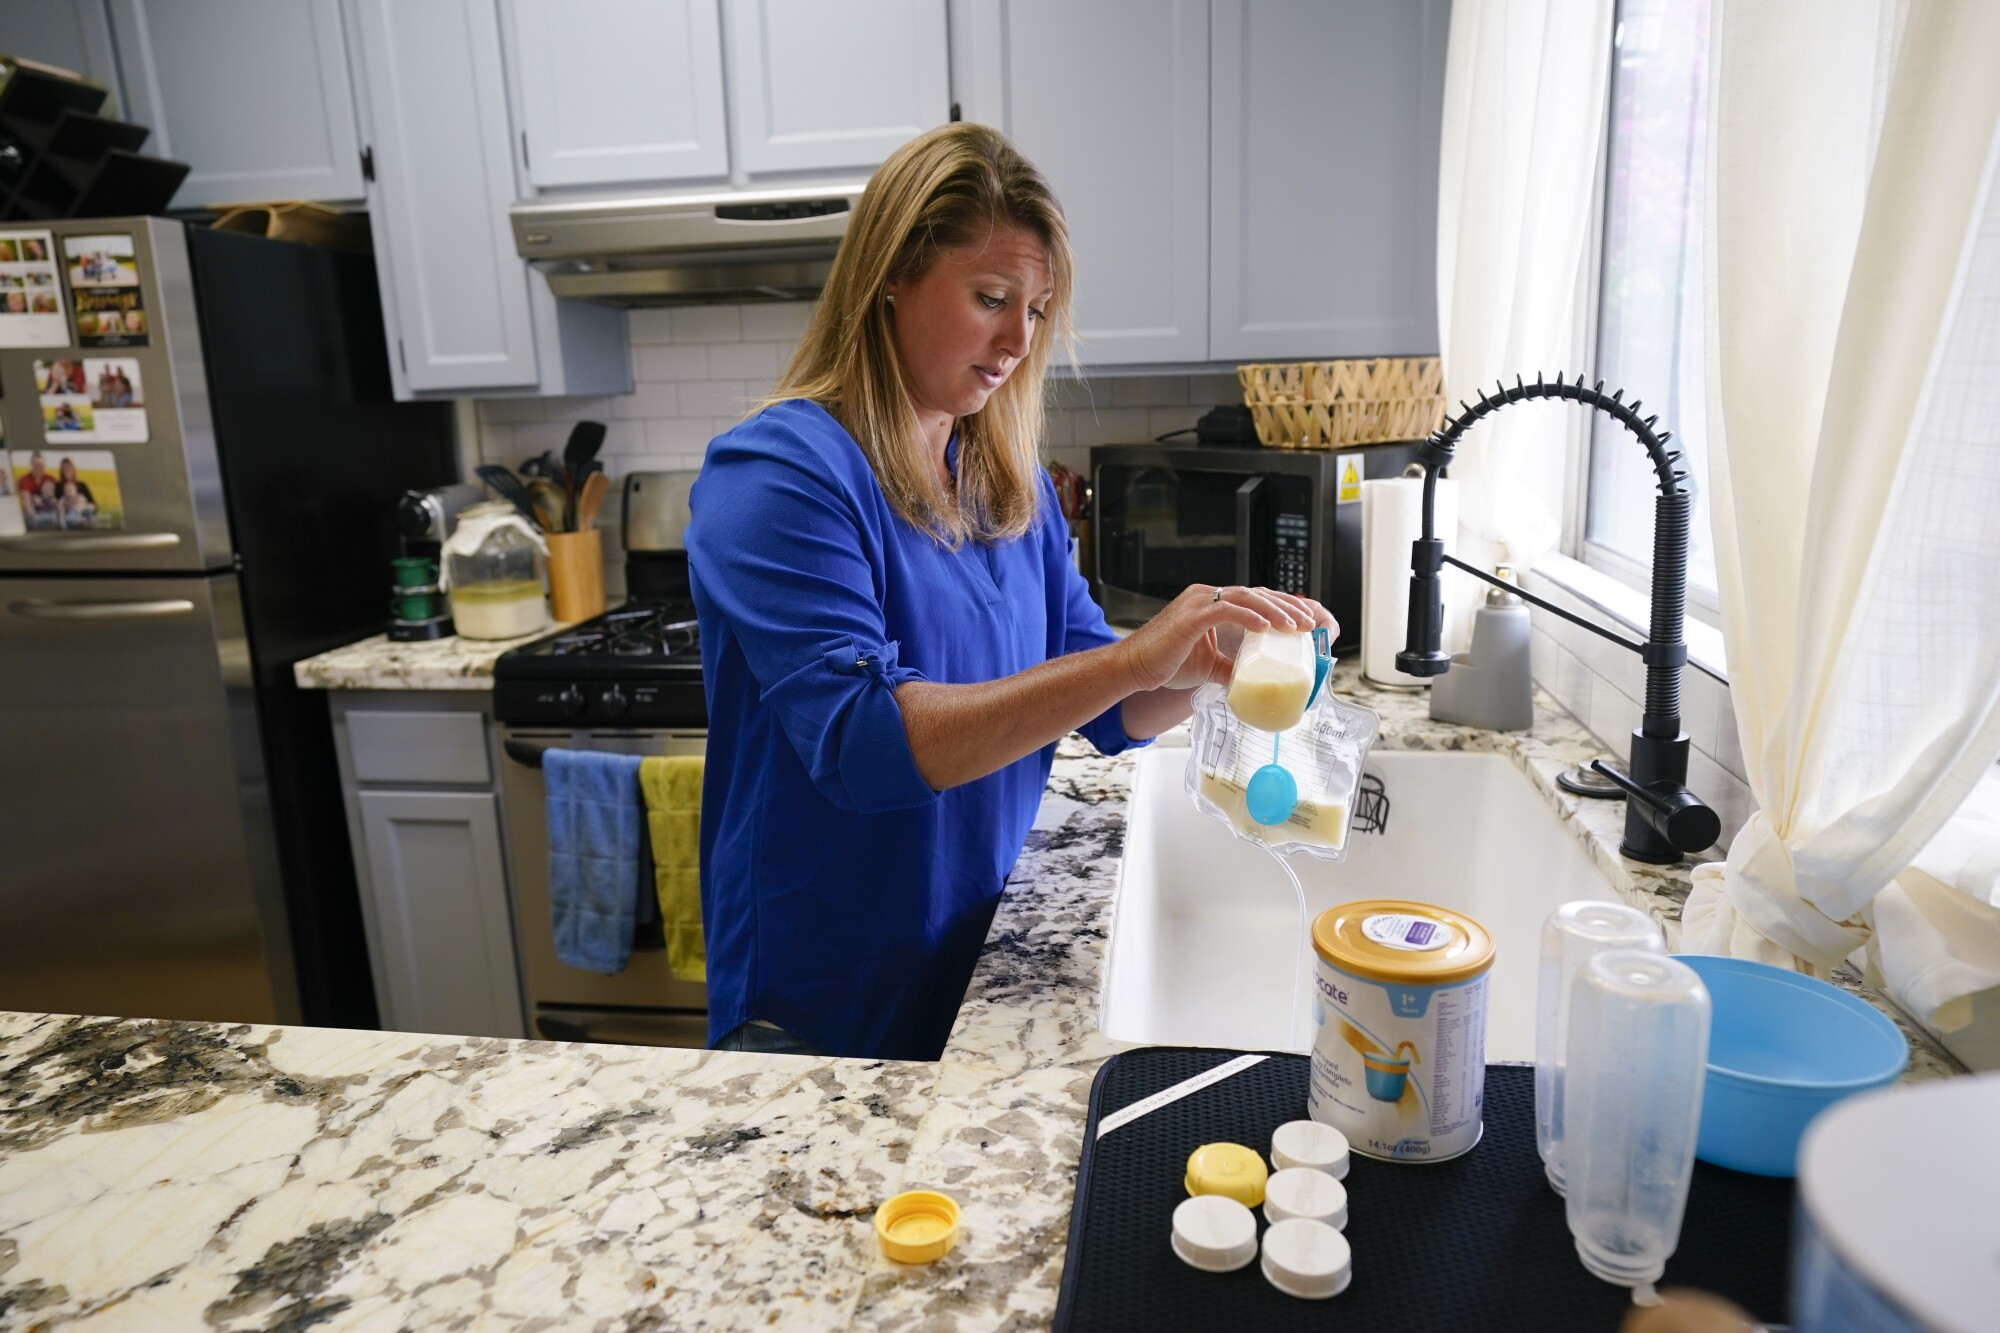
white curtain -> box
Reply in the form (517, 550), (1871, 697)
(1435, 0), (1613, 641)
(1682, 0), (2000, 1036)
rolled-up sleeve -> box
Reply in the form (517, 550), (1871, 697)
(689, 448), (936, 814)
(1043, 480), (1150, 759)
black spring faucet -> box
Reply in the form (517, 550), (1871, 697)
(1397, 372), (1720, 864)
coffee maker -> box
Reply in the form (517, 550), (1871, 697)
(386, 482), (483, 640)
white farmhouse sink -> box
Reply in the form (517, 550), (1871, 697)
(1101, 746), (1623, 1062)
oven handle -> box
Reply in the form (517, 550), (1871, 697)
(504, 739), (552, 768)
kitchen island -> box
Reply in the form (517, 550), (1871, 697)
(0, 668), (1960, 1330)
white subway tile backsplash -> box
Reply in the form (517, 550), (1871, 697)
(647, 416), (720, 454)
(542, 395), (613, 422)
(671, 305), (741, 343)
(1679, 667), (1722, 758)
(1688, 749), (1757, 851)
(1109, 376), (1188, 408)
(706, 340), (782, 382)
(676, 378), (752, 419)
(1587, 674), (1642, 755)
(628, 308), (677, 345)
(477, 396), (544, 424)
(612, 379), (680, 420)
(1530, 627), (1556, 689)
(1712, 692), (1749, 783)
(1550, 641), (1594, 727)
(1147, 406), (1202, 440)
(1189, 372), (1245, 404)
(1071, 407), (1151, 448)
(635, 344), (709, 382)
(740, 301), (815, 341)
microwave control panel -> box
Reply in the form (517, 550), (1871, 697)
(1273, 510), (1310, 594)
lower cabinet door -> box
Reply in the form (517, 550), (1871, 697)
(357, 789), (525, 1038)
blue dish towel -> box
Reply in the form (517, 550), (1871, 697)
(544, 748), (646, 974)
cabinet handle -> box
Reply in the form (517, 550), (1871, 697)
(9, 598), (196, 621)
(0, 532), (182, 554)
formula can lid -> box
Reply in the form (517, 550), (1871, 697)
(1271, 1119), (1350, 1179)
(1311, 899), (1495, 986)
(1184, 1142), (1269, 1208)
(1261, 1218), (1353, 1299)
(1171, 1195), (1259, 1273)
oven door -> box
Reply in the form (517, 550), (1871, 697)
(499, 725), (710, 1046)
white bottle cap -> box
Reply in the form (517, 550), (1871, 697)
(1170, 1194), (1258, 1273)
(1261, 1217), (1353, 1299)
(1263, 1167), (1348, 1230)
(1271, 1119), (1350, 1179)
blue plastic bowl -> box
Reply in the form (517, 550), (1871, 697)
(1679, 954), (1908, 1177)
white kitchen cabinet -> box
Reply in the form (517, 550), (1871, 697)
(108, 0), (366, 210)
(0, 0), (122, 111)
(356, 790), (521, 1039)
(333, 695), (528, 1041)
(1209, 0), (1448, 361)
(346, 0), (627, 398)
(508, 0), (728, 188)
(723, 0), (949, 177)
(952, 0), (1210, 365)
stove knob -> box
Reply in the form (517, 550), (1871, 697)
(558, 685), (587, 718)
(601, 685), (629, 719)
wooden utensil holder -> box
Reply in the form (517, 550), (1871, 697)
(545, 529), (606, 623)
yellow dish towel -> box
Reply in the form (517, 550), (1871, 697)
(639, 754), (705, 982)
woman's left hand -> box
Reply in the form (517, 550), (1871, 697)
(1127, 585), (1336, 694)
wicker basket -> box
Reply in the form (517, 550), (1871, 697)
(1236, 357), (1447, 450)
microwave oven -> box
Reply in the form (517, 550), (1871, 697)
(1089, 440), (1429, 653)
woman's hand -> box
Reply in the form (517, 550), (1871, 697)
(1119, 585), (1331, 695)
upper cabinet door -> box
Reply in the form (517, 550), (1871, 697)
(351, 0), (538, 391)
(510, 0), (728, 188)
(108, 0), (364, 209)
(1210, 0), (1448, 362)
(956, 0), (1210, 365)
(0, 0), (123, 111)
(724, 0), (948, 176)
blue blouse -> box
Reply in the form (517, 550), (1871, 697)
(686, 399), (1143, 1060)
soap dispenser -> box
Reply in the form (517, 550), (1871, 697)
(1428, 565), (1533, 731)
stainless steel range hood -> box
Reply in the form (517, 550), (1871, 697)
(510, 183), (864, 307)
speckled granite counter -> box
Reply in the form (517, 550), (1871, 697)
(0, 667), (1961, 1330)
(293, 626), (567, 691)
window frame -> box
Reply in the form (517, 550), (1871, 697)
(1563, 4), (1726, 637)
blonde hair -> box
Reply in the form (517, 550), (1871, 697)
(763, 122), (1075, 546)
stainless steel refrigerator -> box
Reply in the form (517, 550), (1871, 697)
(0, 217), (455, 1027)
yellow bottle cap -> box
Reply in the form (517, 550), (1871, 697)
(874, 1190), (961, 1265)
(1184, 1142), (1269, 1208)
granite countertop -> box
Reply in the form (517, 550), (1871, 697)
(294, 626), (566, 691)
(0, 667), (1962, 1330)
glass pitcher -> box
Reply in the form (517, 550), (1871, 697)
(440, 500), (548, 640)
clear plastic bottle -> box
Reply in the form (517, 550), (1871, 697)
(1563, 949), (1711, 1289)
(1536, 901), (1666, 1194)
(1227, 628), (1316, 732)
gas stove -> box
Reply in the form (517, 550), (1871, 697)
(494, 600), (707, 727)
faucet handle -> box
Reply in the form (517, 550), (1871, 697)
(1588, 760), (1722, 856)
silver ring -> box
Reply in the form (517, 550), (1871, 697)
(1212, 586), (1225, 603)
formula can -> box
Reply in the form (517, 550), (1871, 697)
(1308, 900), (1495, 1162)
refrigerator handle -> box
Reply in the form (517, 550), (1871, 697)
(8, 599), (197, 622)
(0, 532), (183, 554)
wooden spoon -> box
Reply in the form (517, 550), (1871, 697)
(575, 470), (611, 531)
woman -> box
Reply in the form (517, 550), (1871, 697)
(686, 123), (1332, 1060)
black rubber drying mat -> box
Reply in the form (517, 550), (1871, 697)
(1054, 1048), (1796, 1332)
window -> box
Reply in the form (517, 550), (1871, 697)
(1586, 0), (1716, 598)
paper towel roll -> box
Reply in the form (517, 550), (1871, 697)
(1360, 475), (1458, 688)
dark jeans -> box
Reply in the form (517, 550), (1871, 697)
(714, 1021), (830, 1057)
